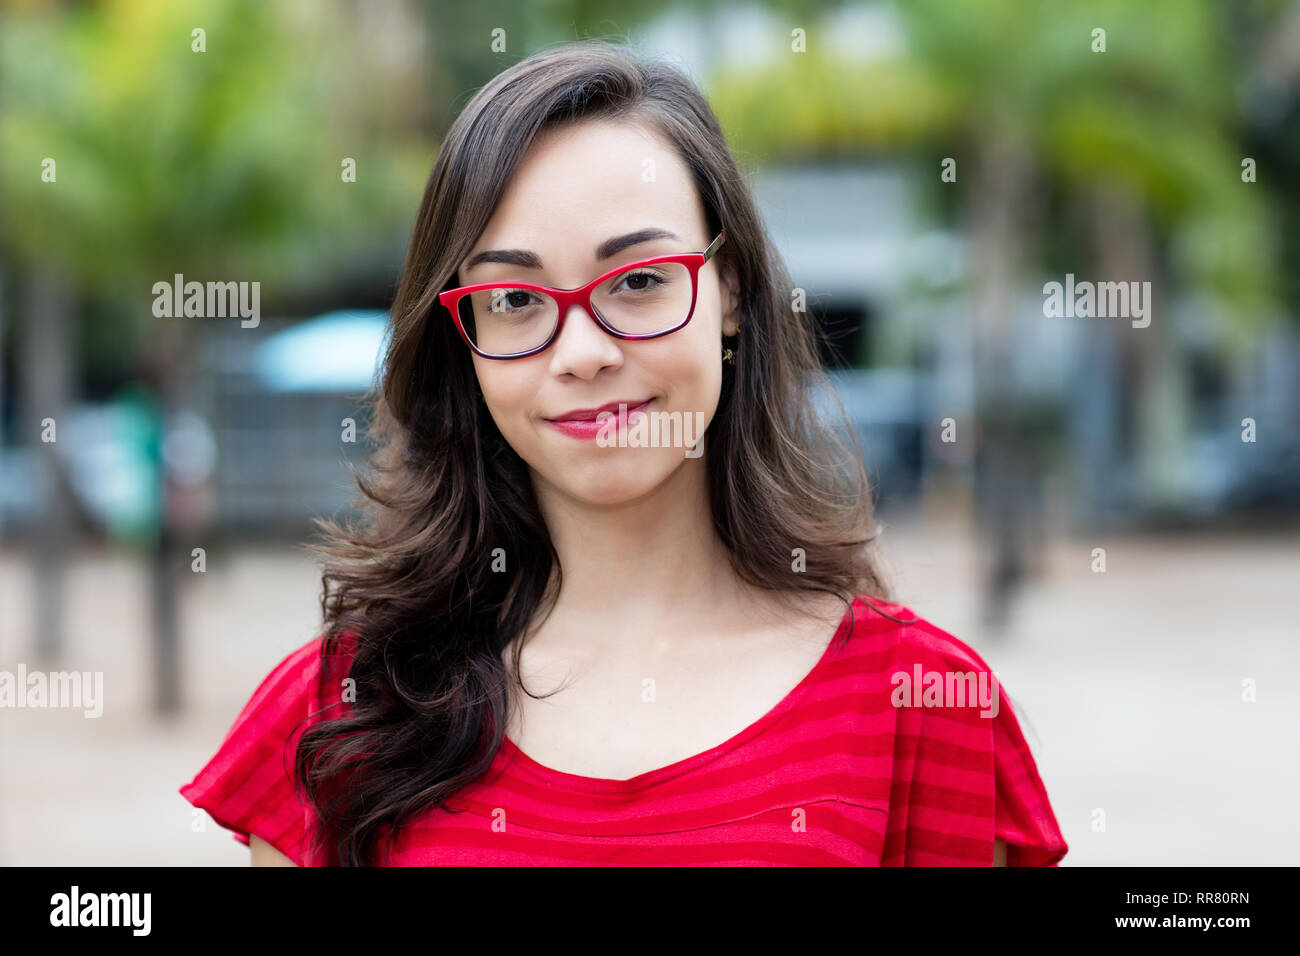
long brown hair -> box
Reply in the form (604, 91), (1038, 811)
(296, 38), (892, 866)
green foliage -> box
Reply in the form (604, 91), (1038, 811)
(713, 55), (956, 162)
(0, 0), (1286, 361)
(708, 0), (1281, 336)
(0, 0), (433, 296)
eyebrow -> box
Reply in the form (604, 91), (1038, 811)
(462, 228), (682, 274)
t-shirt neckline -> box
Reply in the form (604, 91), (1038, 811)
(496, 596), (859, 795)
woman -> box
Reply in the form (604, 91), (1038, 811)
(180, 39), (1067, 867)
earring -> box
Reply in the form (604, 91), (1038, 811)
(723, 317), (741, 364)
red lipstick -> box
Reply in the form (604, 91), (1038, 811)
(544, 399), (652, 440)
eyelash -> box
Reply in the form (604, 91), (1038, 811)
(612, 269), (669, 293)
(491, 269), (671, 311)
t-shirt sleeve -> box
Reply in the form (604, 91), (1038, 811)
(988, 681), (1069, 866)
(179, 635), (350, 866)
(881, 619), (1069, 866)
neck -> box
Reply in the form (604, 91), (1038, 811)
(528, 454), (750, 647)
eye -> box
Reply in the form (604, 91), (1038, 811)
(489, 289), (542, 312)
(614, 269), (669, 293)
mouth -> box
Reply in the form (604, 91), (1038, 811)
(544, 398), (653, 440)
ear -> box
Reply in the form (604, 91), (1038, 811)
(719, 261), (741, 336)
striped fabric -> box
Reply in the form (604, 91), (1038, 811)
(180, 595), (1068, 866)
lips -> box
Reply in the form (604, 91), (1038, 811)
(544, 399), (653, 440)
(546, 399), (652, 423)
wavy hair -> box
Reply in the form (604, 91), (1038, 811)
(296, 38), (893, 866)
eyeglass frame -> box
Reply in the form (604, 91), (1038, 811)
(438, 229), (728, 360)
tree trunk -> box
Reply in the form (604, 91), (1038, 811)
(967, 119), (1040, 633)
(20, 269), (77, 664)
(1087, 187), (1184, 517)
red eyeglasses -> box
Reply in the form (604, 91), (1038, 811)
(438, 230), (727, 359)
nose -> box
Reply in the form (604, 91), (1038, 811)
(546, 302), (623, 379)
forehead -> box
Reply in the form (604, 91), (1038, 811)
(471, 118), (707, 259)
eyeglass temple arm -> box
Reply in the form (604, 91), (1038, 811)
(704, 229), (727, 261)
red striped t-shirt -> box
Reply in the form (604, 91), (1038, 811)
(179, 595), (1068, 865)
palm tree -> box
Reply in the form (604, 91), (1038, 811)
(709, 0), (1281, 623)
(1, 0), (432, 711)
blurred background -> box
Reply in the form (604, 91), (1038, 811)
(2, 0), (1297, 865)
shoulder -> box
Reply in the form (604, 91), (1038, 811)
(188, 627), (361, 789)
(840, 594), (1009, 734)
(840, 595), (995, 676)
(228, 632), (355, 732)
(252, 636), (327, 696)
(272, 629), (358, 680)
(835, 595), (1021, 782)
(268, 630), (360, 696)
(179, 630), (359, 865)
(839, 595), (1068, 866)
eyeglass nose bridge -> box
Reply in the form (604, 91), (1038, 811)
(545, 292), (625, 353)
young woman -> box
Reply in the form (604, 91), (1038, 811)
(180, 39), (1067, 867)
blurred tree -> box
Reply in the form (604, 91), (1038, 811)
(1, 0), (434, 712)
(709, 0), (1284, 625)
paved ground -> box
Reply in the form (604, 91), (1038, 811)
(2, 505), (1297, 865)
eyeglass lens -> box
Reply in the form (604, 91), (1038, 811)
(458, 260), (693, 355)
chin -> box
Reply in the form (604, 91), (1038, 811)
(554, 459), (672, 508)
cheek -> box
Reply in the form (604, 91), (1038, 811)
(692, 356), (724, 420)
(473, 364), (538, 443)
(680, 320), (724, 397)
(642, 337), (723, 422)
